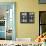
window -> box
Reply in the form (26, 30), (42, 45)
(39, 0), (46, 4)
(39, 11), (46, 35)
(0, 2), (16, 40)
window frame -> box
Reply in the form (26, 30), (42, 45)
(39, 0), (46, 4)
(39, 11), (46, 35)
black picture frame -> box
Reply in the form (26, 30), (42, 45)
(28, 12), (34, 23)
(39, 0), (46, 4)
(20, 12), (34, 23)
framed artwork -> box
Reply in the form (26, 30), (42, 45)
(20, 12), (34, 23)
(39, 0), (46, 4)
(28, 12), (34, 23)
(20, 12), (27, 23)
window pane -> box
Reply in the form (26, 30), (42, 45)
(6, 29), (12, 40)
(40, 11), (46, 24)
(0, 26), (5, 31)
(40, 25), (46, 34)
(0, 21), (5, 26)
(0, 32), (5, 40)
(39, 0), (46, 3)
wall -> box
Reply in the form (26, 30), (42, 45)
(16, 0), (35, 39)
(0, 0), (46, 40)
